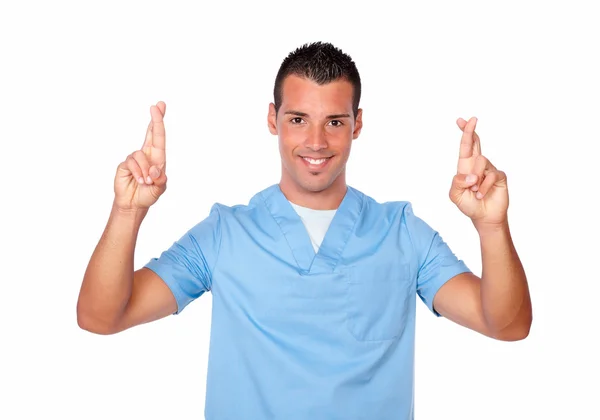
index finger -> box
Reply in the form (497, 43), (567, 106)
(150, 102), (166, 150)
(458, 116), (479, 158)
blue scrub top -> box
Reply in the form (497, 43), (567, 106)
(145, 184), (470, 420)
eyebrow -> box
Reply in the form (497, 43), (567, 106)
(284, 110), (351, 119)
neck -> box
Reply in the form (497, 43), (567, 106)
(279, 175), (347, 210)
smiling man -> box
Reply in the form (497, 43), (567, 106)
(272, 73), (359, 206)
(77, 42), (532, 419)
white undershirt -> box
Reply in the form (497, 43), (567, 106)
(289, 202), (337, 253)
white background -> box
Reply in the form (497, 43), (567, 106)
(1, 0), (598, 419)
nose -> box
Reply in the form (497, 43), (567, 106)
(304, 126), (328, 151)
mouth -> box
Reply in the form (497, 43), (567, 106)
(298, 155), (333, 171)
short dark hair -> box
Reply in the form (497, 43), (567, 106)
(273, 42), (361, 119)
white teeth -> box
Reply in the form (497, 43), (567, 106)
(303, 157), (327, 165)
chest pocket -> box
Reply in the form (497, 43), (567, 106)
(345, 261), (414, 342)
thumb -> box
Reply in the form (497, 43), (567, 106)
(149, 165), (167, 186)
(450, 173), (478, 200)
(149, 165), (161, 179)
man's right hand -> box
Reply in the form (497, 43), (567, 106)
(114, 101), (168, 211)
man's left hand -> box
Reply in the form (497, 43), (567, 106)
(449, 117), (509, 230)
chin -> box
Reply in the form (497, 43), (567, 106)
(296, 176), (336, 193)
(281, 160), (343, 194)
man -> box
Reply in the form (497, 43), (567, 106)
(77, 42), (532, 419)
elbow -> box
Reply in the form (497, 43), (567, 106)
(495, 327), (530, 342)
(488, 298), (533, 342)
(492, 316), (533, 342)
(76, 305), (120, 335)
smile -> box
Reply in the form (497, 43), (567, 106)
(299, 156), (332, 170)
(303, 157), (330, 164)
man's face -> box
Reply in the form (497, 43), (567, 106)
(268, 75), (362, 195)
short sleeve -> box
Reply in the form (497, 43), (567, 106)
(144, 204), (222, 314)
(402, 203), (470, 317)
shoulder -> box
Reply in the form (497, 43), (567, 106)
(203, 184), (275, 223)
(351, 186), (415, 221)
(350, 187), (437, 245)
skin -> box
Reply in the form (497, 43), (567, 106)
(268, 75), (362, 210)
(77, 102), (178, 334)
(434, 117), (532, 340)
(78, 75), (532, 341)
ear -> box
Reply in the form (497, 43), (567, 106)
(352, 108), (363, 139)
(268, 103), (278, 135)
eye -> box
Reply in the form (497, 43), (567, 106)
(328, 120), (343, 127)
(290, 117), (304, 124)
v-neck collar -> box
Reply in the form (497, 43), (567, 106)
(258, 184), (364, 274)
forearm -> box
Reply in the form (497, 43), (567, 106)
(478, 221), (532, 337)
(77, 203), (148, 333)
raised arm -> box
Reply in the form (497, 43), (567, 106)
(433, 117), (532, 341)
(77, 102), (176, 335)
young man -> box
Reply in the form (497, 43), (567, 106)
(78, 42), (532, 419)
